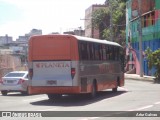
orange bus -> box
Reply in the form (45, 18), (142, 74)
(28, 34), (124, 99)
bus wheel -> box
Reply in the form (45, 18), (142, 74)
(112, 87), (118, 92)
(1, 90), (8, 96)
(47, 94), (62, 100)
(90, 81), (97, 98)
(112, 80), (118, 92)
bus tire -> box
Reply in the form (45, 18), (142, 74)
(90, 80), (97, 98)
(47, 94), (62, 100)
(112, 87), (118, 92)
(1, 90), (8, 96)
(112, 78), (119, 92)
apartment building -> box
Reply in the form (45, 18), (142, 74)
(126, 0), (160, 75)
(0, 35), (13, 45)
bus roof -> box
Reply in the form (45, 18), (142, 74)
(30, 34), (122, 47)
(72, 35), (122, 47)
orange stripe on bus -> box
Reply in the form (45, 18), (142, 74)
(28, 86), (81, 94)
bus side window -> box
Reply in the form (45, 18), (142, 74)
(115, 47), (120, 61)
(94, 43), (101, 60)
(102, 44), (107, 60)
(88, 42), (95, 60)
(112, 46), (116, 61)
(87, 42), (90, 60)
(105, 45), (109, 60)
(99, 44), (104, 60)
(108, 46), (112, 60)
(79, 41), (88, 60)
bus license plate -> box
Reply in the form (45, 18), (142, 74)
(47, 80), (57, 85)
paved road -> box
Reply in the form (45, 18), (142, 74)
(0, 80), (160, 120)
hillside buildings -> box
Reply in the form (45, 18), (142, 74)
(0, 35), (13, 45)
(0, 29), (42, 76)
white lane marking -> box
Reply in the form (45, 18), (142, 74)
(136, 105), (154, 110)
(37, 108), (58, 111)
(79, 101), (159, 120)
(128, 105), (154, 111)
(128, 101), (160, 111)
(154, 101), (160, 105)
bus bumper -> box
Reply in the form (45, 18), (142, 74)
(28, 86), (81, 94)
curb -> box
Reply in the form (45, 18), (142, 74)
(125, 74), (155, 82)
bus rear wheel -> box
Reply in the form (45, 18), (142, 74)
(112, 87), (118, 92)
(1, 90), (8, 96)
(112, 79), (119, 92)
(90, 81), (97, 98)
(47, 94), (62, 100)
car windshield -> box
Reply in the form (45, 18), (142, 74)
(5, 73), (25, 77)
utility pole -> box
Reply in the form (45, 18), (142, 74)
(138, 0), (143, 77)
(109, 0), (113, 41)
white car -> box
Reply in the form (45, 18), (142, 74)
(0, 71), (28, 96)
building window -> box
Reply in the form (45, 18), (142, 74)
(143, 12), (155, 28)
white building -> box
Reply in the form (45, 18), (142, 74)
(0, 35), (13, 45)
(16, 29), (42, 43)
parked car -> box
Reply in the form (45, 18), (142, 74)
(0, 71), (28, 96)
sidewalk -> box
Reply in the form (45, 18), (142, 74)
(125, 73), (155, 82)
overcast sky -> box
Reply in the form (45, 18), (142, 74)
(0, 0), (105, 40)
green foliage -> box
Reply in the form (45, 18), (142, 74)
(92, 8), (110, 29)
(145, 48), (160, 82)
(92, 0), (126, 46)
(103, 29), (111, 40)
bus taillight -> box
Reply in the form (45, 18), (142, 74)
(71, 68), (76, 79)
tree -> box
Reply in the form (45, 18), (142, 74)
(92, 0), (126, 46)
(145, 48), (160, 83)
